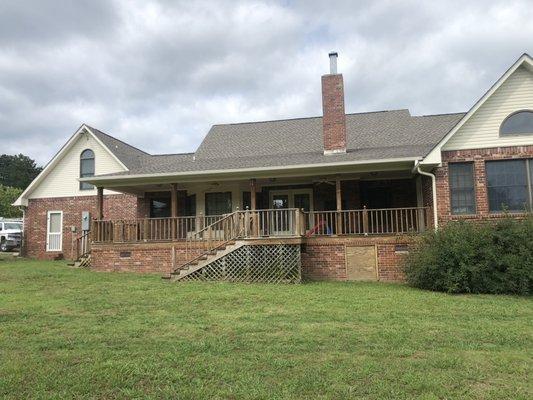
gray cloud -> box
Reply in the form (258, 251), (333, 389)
(0, 0), (531, 164)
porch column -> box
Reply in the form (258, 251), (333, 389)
(96, 187), (104, 220)
(170, 183), (178, 217)
(250, 179), (257, 210)
(335, 178), (342, 234)
(94, 186), (104, 243)
(250, 179), (258, 236)
(335, 178), (342, 211)
(170, 183), (178, 240)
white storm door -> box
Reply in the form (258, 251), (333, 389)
(46, 211), (63, 252)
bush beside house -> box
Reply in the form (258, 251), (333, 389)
(404, 216), (533, 295)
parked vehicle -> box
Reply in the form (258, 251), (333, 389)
(0, 218), (22, 252)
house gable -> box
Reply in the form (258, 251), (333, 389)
(443, 65), (533, 151)
(14, 126), (128, 206)
(422, 53), (533, 165)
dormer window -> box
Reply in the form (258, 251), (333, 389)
(80, 149), (95, 190)
(500, 110), (533, 135)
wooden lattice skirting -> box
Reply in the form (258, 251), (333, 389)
(180, 244), (301, 283)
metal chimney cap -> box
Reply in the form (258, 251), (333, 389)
(328, 52), (338, 74)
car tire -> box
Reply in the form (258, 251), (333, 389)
(0, 240), (9, 252)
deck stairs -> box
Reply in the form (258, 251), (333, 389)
(162, 211), (246, 281)
(162, 209), (304, 283)
(71, 231), (92, 268)
(73, 253), (91, 268)
(164, 240), (246, 281)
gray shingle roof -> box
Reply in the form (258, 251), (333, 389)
(88, 126), (149, 169)
(91, 110), (465, 178)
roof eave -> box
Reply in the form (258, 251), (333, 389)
(81, 156), (422, 186)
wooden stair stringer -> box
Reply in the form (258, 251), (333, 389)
(171, 240), (246, 281)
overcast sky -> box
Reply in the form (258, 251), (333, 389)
(0, 0), (531, 165)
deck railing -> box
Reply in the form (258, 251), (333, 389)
(306, 207), (430, 236)
(92, 216), (197, 243)
(75, 230), (91, 259)
(92, 207), (430, 243)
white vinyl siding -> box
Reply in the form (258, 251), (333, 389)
(46, 211), (63, 252)
(444, 66), (533, 151)
(29, 133), (126, 199)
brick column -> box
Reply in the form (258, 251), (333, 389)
(473, 159), (488, 215)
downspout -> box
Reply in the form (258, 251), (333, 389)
(416, 165), (438, 230)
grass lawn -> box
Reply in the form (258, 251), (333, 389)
(0, 255), (531, 399)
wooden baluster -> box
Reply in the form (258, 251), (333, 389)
(362, 206), (368, 235)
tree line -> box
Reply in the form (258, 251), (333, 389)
(0, 154), (42, 218)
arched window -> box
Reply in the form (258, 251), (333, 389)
(80, 149), (95, 190)
(500, 110), (533, 135)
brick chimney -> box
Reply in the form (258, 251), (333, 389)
(322, 52), (346, 154)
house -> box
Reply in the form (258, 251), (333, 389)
(14, 52), (533, 282)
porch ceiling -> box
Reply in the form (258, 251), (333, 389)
(99, 168), (415, 196)
(84, 159), (418, 194)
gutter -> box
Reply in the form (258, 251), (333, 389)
(414, 163), (438, 230)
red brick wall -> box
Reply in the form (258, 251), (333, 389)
(321, 74), (346, 152)
(302, 236), (412, 282)
(24, 194), (145, 260)
(421, 175), (435, 228)
(89, 236), (410, 281)
(91, 241), (203, 274)
(435, 145), (533, 224)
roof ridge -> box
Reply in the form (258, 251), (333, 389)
(415, 111), (467, 118)
(149, 152), (195, 157)
(85, 124), (150, 155)
(212, 109), (410, 127)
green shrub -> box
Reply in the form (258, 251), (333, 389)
(404, 216), (533, 295)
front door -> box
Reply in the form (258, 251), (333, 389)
(269, 189), (313, 211)
(46, 211), (63, 252)
(270, 189), (313, 235)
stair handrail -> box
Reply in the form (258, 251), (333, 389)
(180, 211), (244, 273)
(75, 230), (91, 260)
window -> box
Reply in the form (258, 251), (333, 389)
(449, 163), (476, 214)
(205, 192), (232, 215)
(184, 194), (196, 216)
(80, 149), (95, 190)
(500, 110), (533, 135)
(150, 197), (170, 218)
(46, 211), (63, 252)
(242, 191), (251, 210)
(486, 159), (533, 212)
(149, 193), (196, 218)
(4, 223), (21, 230)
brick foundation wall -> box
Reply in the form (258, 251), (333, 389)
(301, 236), (412, 281)
(24, 194), (145, 260)
(89, 236), (411, 281)
(436, 145), (533, 224)
(91, 241), (205, 274)
(91, 242), (202, 274)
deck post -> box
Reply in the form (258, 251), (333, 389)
(295, 209), (301, 236)
(335, 178), (342, 234)
(245, 209), (251, 237)
(170, 183), (178, 239)
(196, 212), (203, 234)
(143, 218), (149, 241)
